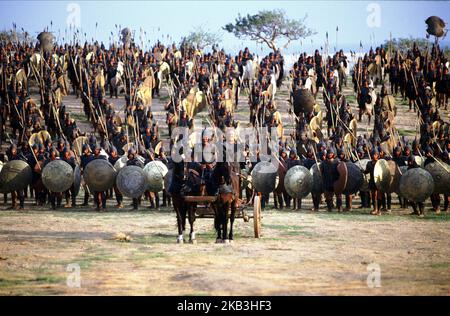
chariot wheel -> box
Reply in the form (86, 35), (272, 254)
(253, 195), (262, 238)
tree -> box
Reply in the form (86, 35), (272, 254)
(223, 9), (315, 52)
(0, 29), (33, 45)
(384, 37), (430, 53)
(181, 26), (221, 50)
(384, 36), (450, 59)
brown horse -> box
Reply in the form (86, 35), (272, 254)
(213, 161), (241, 243)
(169, 160), (202, 244)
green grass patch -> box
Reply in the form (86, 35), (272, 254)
(430, 262), (450, 269)
(0, 275), (65, 287)
(397, 128), (416, 137)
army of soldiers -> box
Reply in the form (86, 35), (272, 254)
(0, 28), (449, 216)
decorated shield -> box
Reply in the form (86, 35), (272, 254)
(284, 165), (313, 199)
(116, 165), (147, 198)
(84, 159), (116, 192)
(42, 160), (74, 193)
(143, 161), (169, 192)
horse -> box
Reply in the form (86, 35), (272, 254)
(109, 61), (125, 98)
(211, 161), (241, 243)
(242, 56), (260, 89)
(169, 160), (202, 244)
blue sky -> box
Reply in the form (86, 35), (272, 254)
(1, 1), (449, 54)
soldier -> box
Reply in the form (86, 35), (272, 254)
(406, 155), (425, 217)
(61, 148), (77, 208)
(424, 146), (441, 214)
(44, 149), (63, 210)
(286, 149), (302, 210)
(321, 148), (342, 212)
(6, 144), (25, 209)
(80, 144), (94, 207)
(364, 148), (381, 215)
(126, 147), (144, 210)
(91, 145), (107, 211)
(108, 146), (123, 208)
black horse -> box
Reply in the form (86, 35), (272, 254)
(210, 161), (240, 243)
(169, 160), (202, 244)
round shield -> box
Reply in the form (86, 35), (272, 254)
(116, 165), (147, 198)
(293, 88), (315, 115)
(250, 161), (279, 194)
(374, 159), (399, 193)
(343, 162), (364, 195)
(42, 160), (74, 193)
(73, 165), (81, 197)
(284, 165), (312, 199)
(397, 166), (409, 196)
(425, 16), (446, 37)
(84, 159), (116, 192)
(143, 161), (169, 192)
(0, 160), (32, 193)
(310, 163), (324, 194)
(399, 168), (434, 203)
(424, 161), (450, 194)
(355, 159), (370, 192)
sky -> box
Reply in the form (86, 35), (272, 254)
(0, 0), (449, 55)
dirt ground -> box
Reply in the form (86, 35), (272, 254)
(0, 73), (449, 295)
(0, 201), (449, 295)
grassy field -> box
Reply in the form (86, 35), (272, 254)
(0, 200), (449, 296)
